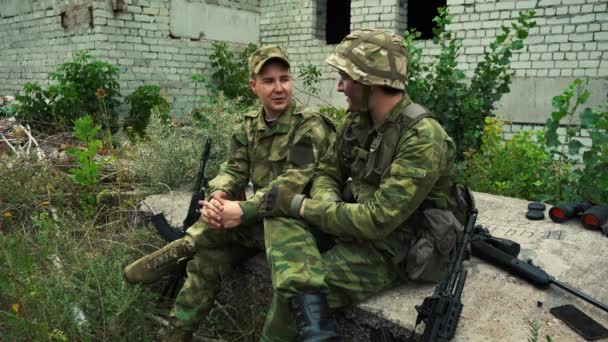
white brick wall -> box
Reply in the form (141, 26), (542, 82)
(1, 0), (606, 120)
(0, 0), (260, 117)
(446, 0), (607, 78)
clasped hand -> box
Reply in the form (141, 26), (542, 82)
(200, 192), (242, 229)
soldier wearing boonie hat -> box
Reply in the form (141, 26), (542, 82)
(122, 44), (335, 341)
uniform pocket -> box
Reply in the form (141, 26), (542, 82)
(405, 208), (463, 282)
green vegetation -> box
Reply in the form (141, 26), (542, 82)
(124, 85), (171, 139)
(458, 79), (608, 204)
(16, 51), (120, 133)
(405, 8), (536, 159)
(2, 9), (605, 341)
(208, 42), (258, 105)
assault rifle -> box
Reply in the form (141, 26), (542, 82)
(149, 139), (211, 298)
(414, 209), (478, 342)
(151, 139), (212, 242)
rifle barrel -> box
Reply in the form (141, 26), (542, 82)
(551, 278), (608, 313)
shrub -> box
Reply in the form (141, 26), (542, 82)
(405, 8), (536, 159)
(16, 51), (120, 133)
(458, 79), (607, 204)
(457, 117), (556, 200)
(544, 79), (608, 204)
(131, 94), (247, 190)
(0, 216), (158, 341)
(124, 85), (170, 138)
(208, 42), (258, 105)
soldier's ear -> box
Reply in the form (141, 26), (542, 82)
(249, 78), (257, 94)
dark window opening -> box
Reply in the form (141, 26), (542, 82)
(407, 0), (446, 40)
(326, 0), (350, 44)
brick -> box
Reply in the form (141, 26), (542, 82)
(595, 31), (608, 40)
(571, 14), (595, 24)
(570, 33), (593, 41)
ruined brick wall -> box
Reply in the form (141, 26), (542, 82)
(260, 0), (606, 125)
(0, 0), (260, 117)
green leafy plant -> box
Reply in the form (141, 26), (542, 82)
(457, 117), (554, 200)
(16, 51), (120, 133)
(544, 79), (608, 203)
(208, 42), (258, 104)
(404, 8), (536, 159)
(298, 64), (322, 104)
(124, 85), (170, 138)
(527, 320), (553, 342)
(67, 116), (105, 188)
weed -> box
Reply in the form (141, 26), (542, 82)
(16, 51), (120, 134)
(124, 85), (171, 139)
(208, 42), (258, 105)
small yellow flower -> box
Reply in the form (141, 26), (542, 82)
(3, 212), (12, 219)
(11, 303), (20, 314)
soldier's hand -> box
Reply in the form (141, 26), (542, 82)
(201, 197), (224, 229)
(216, 199), (242, 229)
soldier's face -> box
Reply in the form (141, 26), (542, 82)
(250, 60), (292, 117)
(337, 72), (365, 112)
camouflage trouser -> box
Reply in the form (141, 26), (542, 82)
(170, 220), (264, 330)
(261, 217), (400, 341)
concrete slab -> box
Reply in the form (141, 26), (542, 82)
(363, 192), (608, 341)
(169, 0), (259, 44)
(140, 191), (608, 341)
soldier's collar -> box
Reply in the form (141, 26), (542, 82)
(252, 99), (296, 131)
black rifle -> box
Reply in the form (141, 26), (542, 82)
(151, 139), (212, 242)
(149, 139), (212, 299)
(471, 230), (608, 314)
(414, 208), (478, 342)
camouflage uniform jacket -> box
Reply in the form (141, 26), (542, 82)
(209, 99), (335, 224)
(303, 95), (455, 257)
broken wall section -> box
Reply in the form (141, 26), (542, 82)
(0, 0), (261, 117)
(0, 0), (98, 96)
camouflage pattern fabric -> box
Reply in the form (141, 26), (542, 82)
(304, 95), (455, 272)
(258, 96), (455, 340)
(325, 28), (408, 90)
(304, 96), (454, 254)
(249, 45), (290, 75)
(209, 99), (335, 223)
(261, 229), (397, 341)
(172, 99), (335, 331)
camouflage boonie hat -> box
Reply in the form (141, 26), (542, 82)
(248, 45), (290, 76)
(326, 28), (408, 90)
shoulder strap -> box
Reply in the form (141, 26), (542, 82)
(400, 103), (432, 131)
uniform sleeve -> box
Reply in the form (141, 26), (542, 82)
(301, 122), (446, 240)
(309, 119), (347, 202)
(208, 122), (250, 198)
(239, 116), (335, 223)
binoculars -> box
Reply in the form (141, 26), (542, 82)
(549, 202), (608, 231)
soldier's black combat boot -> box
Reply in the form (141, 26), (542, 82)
(288, 293), (341, 342)
(123, 238), (194, 284)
